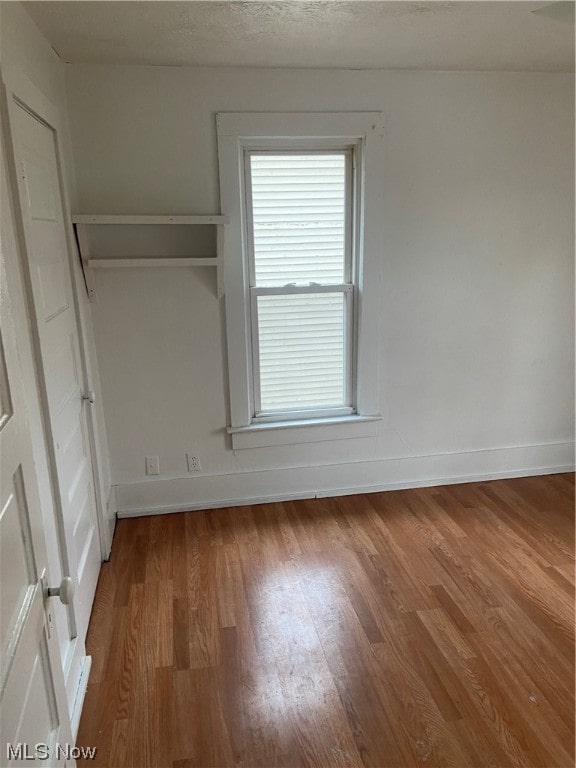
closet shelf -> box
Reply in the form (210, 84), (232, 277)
(72, 214), (229, 225)
(88, 257), (218, 269)
(72, 213), (228, 300)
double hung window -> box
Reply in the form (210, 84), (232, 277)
(245, 150), (356, 421)
(217, 112), (381, 446)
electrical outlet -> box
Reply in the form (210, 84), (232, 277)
(187, 452), (201, 472)
(146, 455), (159, 475)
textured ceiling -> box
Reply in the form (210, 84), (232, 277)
(24, 1), (575, 71)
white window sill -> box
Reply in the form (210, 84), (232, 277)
(227, 414), (382, 450)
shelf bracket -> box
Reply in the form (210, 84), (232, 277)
(73, 223), (97, 301)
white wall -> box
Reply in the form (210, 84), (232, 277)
(0, 4), (114, 540)
(65, 65), (575, 514)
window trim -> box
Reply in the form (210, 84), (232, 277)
(217, 112), (383, 441)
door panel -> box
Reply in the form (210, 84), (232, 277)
(20, 126), (68, 321)
(10, 99), (101, 719)
(0, 337), (13, 425)
(45, 333), (79, 415)
(0, 242), (71, 765)
(0, 469), (36, 657)
(1, 602), (59, 766)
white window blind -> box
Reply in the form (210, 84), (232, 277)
(247, 152), (354, 417)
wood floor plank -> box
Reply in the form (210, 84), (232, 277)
(85, 563), (117, 684)
(215, 544), (237, 629)
(146, 515), (174, 583)
(429, 585), (476, 636)
(448, 531), (575, 684)
(404, 633), (464, 723)
(77, 473), (574, 768)
(475, 485), (573, 566)
(151, 666), (173, 768)
(101, 604), (128, 683)
(555, 561), (576, 585)
(463, 654), (564, 768)
(116, 583), (146, 721)
(77, 680), (118, 767)
(173, 666), (234, 766)
(402, 611), (515, 766)
(467, 634), (573, 761)
(368, 627), (473, 767)
(172, 514), (188, 601)
(172, 597), (190, 671)
(108, 717), (129, 768)
(275, 653), (365, 768)
(475, 607), (575, 732)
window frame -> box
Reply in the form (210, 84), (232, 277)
(245, 147), (357, 421)
(217, 112), (383, 447)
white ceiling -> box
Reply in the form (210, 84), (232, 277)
(24, 1), (575, 72)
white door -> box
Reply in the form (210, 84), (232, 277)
(7, 100), (101, 717)
(0, 201), (73, 764)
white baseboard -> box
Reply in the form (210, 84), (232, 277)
(115, 441), (574, 518)
(105, 486), (116, 558)
(70, 655), (91, 739)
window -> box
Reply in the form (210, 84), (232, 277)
(217, 113), (382, 448)
(247, 151), (355, 420)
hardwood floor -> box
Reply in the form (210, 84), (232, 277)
(77, 474), (575, 768)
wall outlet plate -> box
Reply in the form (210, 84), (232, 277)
(187, 452), (201, 472)
(146, 455), (159, 475)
